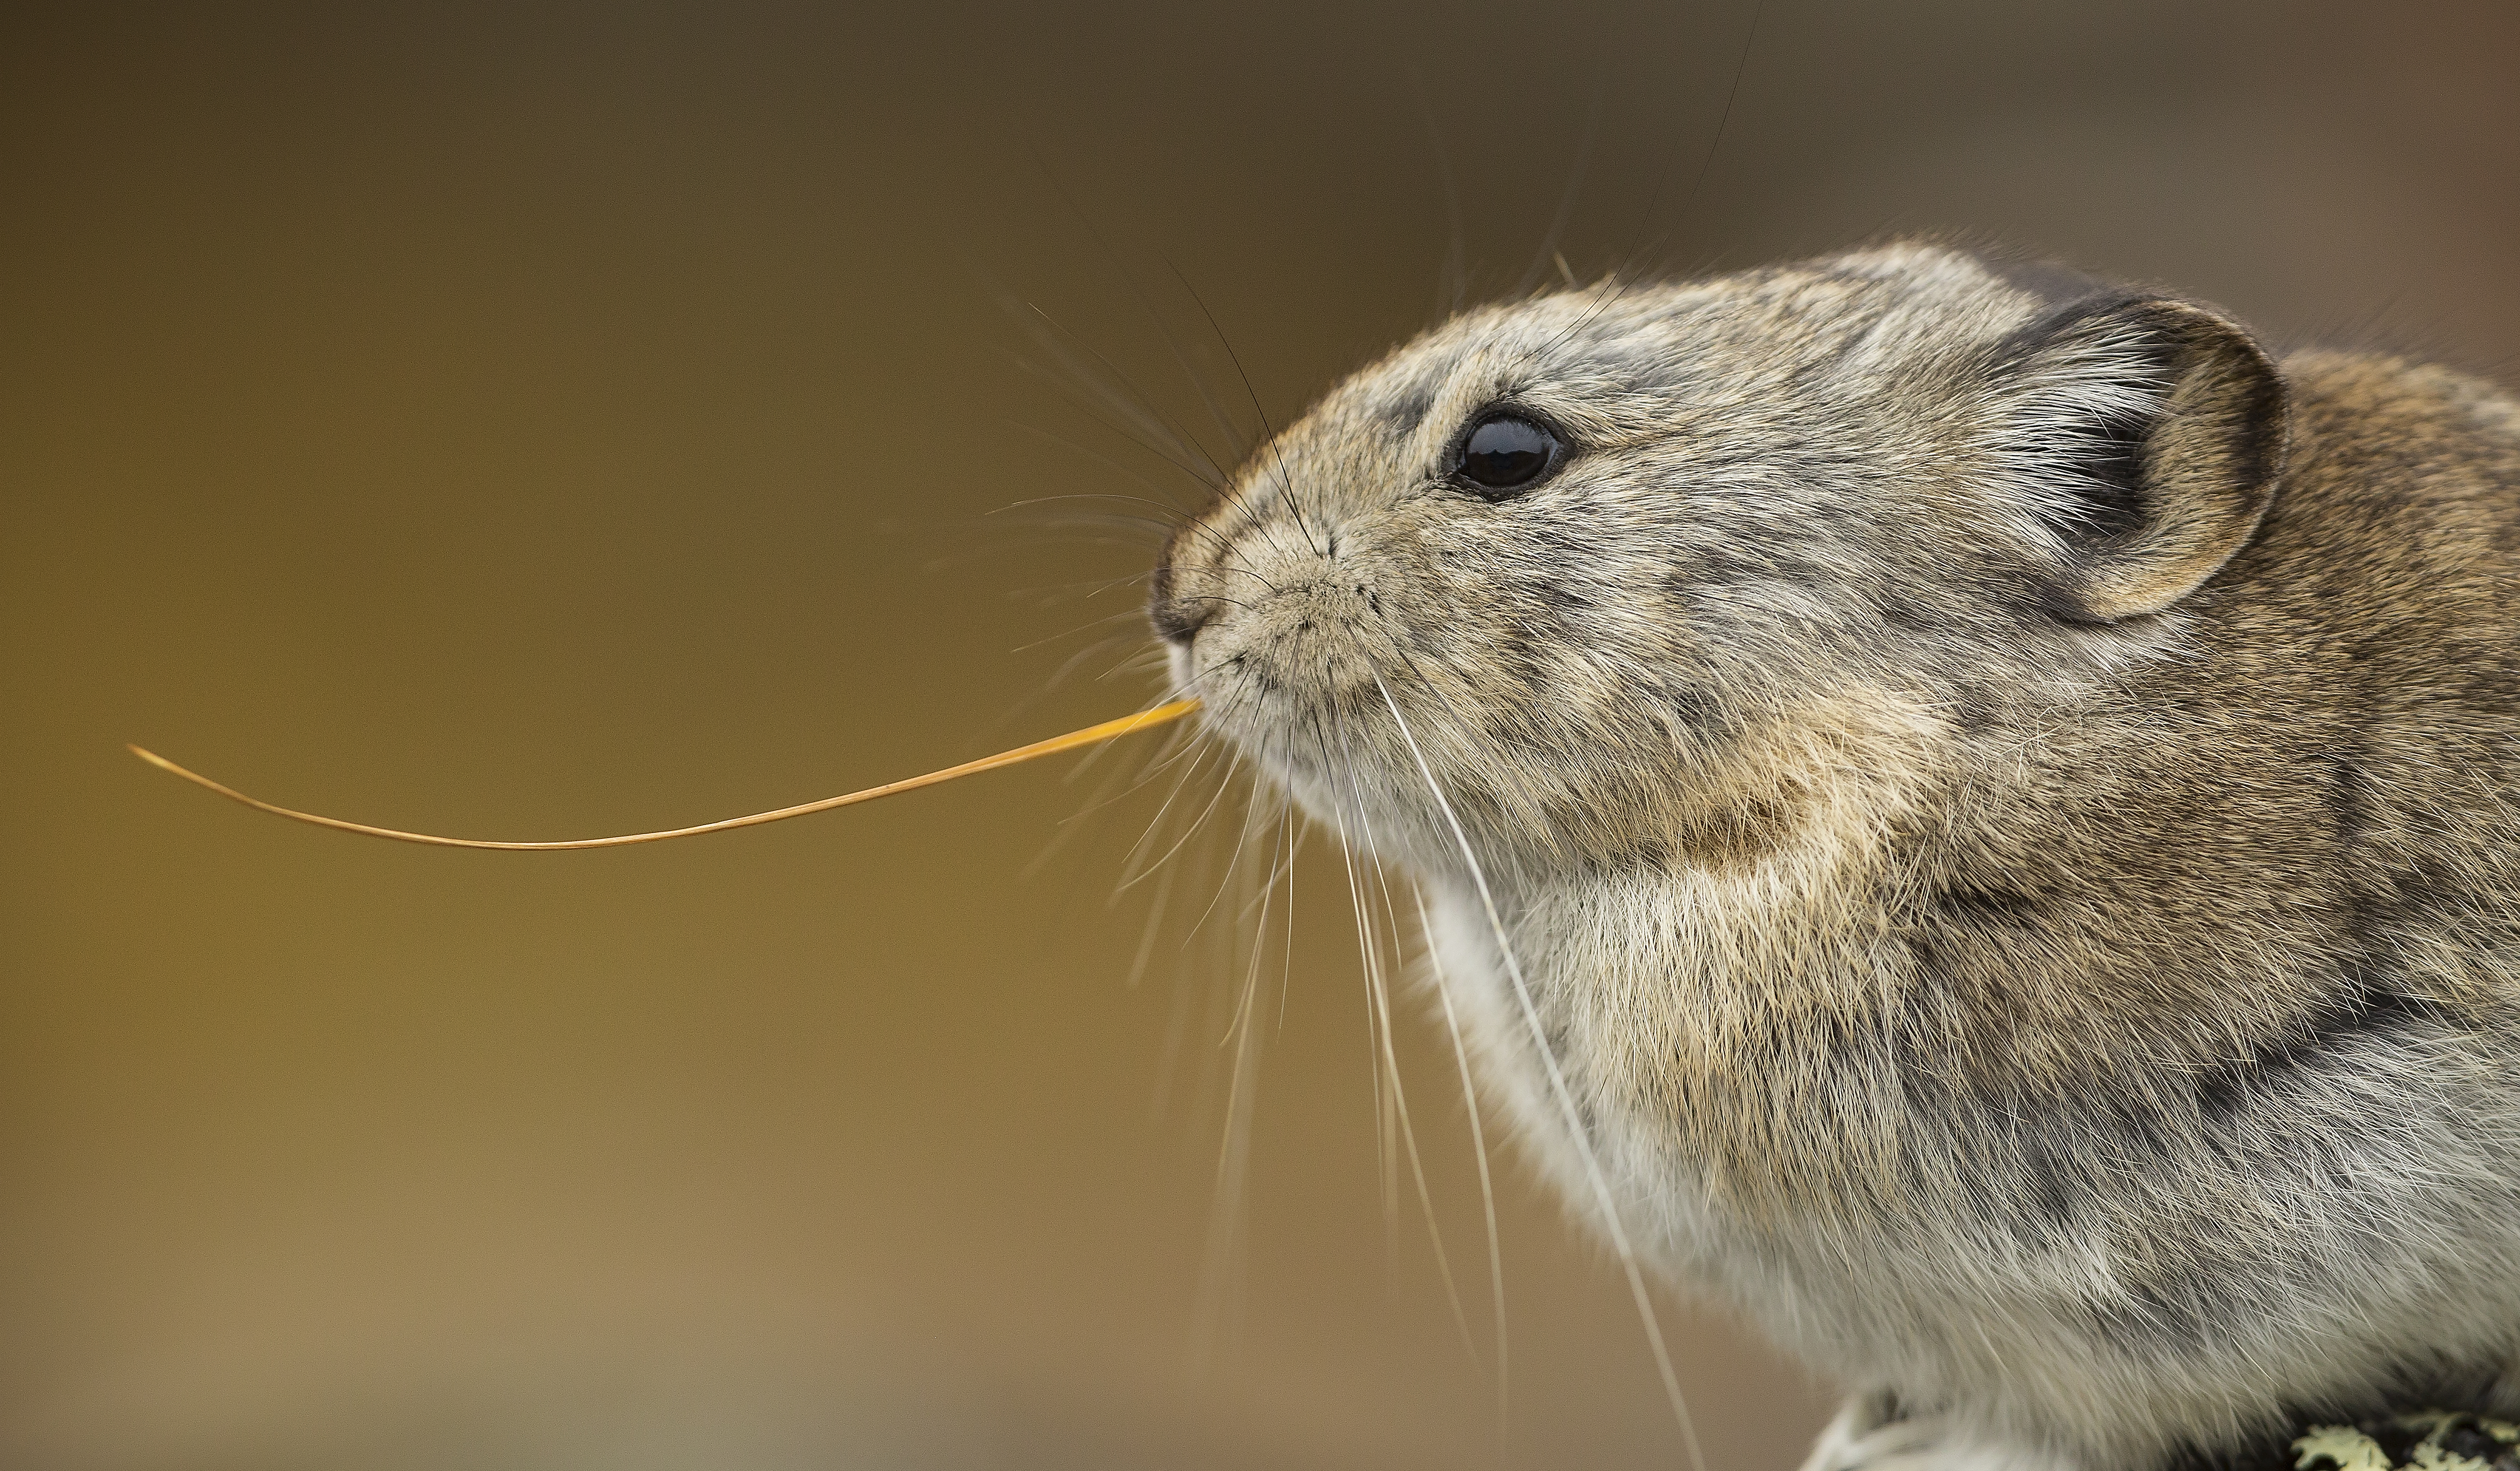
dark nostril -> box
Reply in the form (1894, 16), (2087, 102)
(1150, 594), (1217, 645)
(1149, 555), (1212, 644)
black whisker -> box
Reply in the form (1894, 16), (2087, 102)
(1513, 0), (1765, 376)
(1029, 145), (1257, 468)
(1001, 351), (1226, 496)
(1165, 258), (1327, 559)
(1514, 78), (1608, 297)
(1403, 61), (1471, 317)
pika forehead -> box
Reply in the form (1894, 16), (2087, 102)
(1275, 248), (2042, 485)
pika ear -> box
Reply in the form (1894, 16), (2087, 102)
(1992, 293), (2289, 622)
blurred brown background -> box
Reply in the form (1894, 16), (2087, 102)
(5, 3), (2516, 1468)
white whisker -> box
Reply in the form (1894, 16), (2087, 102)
(1122, 743), (1248, 896)
(1274, 806), (1299, 1033)
(1412, 876), (1511, 1442)
(1178, 734), (1278, 944)
(1022, 687), (1210, 881)
(1314, 722), (1401, 1273)
(1193, 775), (1278, 1370)
(1322, 716), (1480, 1367)
(1151, 832), (1226, 1122)
(1124, 849), (1178, 993)
(1112, 735), (1231, 890)
(1373, 672), (1707, 1471)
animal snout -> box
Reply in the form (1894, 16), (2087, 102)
(1148, 557), (1217, 645)
(1149, 590), (1216, 645)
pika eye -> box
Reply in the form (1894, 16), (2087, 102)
(1456, 414), (1561, 498)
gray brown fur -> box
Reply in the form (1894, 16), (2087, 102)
(1148, 241), (2520, 1471)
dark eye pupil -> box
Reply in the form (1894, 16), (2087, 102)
(1459, 416), (1558, 496)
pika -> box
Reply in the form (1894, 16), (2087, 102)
(1148, 240), (2520, 1471)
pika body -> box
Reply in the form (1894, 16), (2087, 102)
(1149, 240), (2520, 1471)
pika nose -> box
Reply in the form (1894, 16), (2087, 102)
(1148, 555), (1217, 645)
(1149, 586), (1216, 645)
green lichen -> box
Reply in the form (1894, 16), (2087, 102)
(2292, 1412), (2520, 1471)
(2295, 1426), (2394, 1471)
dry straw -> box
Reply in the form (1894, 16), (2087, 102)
(129, 699), (1201, 850)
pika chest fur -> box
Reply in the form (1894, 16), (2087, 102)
(1152, 241), (2520, 1471)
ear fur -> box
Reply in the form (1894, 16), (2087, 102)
(1993, 293), (2289, 622)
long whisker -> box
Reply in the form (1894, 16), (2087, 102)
(1410, 876), (1511, 1441)
(1114, 730), (1231, 884)
(1370, 843), (1479, 1367)
(1152, 793), (1234, 1118)
(988, 508), (1182, 547)
(1163, 259), (1326, 559)
(1512, 0), (1766, 377)
(1028, 145), (1255, 470)
(996, 431), (1283, 590)
(1001, 262), (1296, 566)
(997, 570), (1160, 603)
(1019, 617), (1146, 667)
(992, 483), (1281, 594)
(1092, 643), (1173, 686)
(1316, 720), (1399, 1258)
(996, 489), (1191, 523)
(1021, 704), (1178, 881)
(1030, 705), (1218, 883)
(1322, 714), (1478, 1367)
(1371, 672), (1706, 1471)
(1221, 800), (1287, 1056)
(1123, 840), (1180, 991)
(1513, 78), (1607, 297)
(1195, 776), (1276, 1369)
(1015, 296), (1228, 485)
(1122, 741), (1247, 894)
(1180, 719), (1275, 945)
(1340, 720), (1487, 1326)
(1402, 60), (1470, 317)
(1008, 665), (1194, 871)
(1001, 348), (1224, 494)
(1273, 802), (1299, 1033)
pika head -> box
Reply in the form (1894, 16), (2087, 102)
(1153, 242), (2280, 878)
